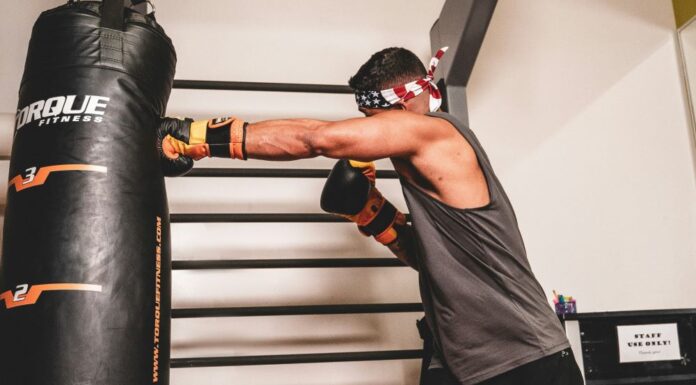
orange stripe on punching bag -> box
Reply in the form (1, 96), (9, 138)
(0, 283), (103, 310)
(8, 164), (107, 192)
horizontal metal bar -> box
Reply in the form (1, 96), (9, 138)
(184, 168), (399, 179)
(172, 303), (423, 318)
(172, 258), (405, 270)
(173, 80), (353, 94)
(170, 213), (411, 223)
(170, 349), (423, 368)
(561, 308), (696, 321)
(171, 213), (343, 223)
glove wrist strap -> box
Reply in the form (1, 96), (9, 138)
(356, 199), (401, 240)
(229, 120), (247, 160)
(189, 117), (248, 160)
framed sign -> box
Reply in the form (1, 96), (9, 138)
(616, 323), (681, 363)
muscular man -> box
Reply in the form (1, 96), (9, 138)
(158, 47), (584, 385)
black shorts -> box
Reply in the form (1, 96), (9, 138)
(422, 348), (585, 385)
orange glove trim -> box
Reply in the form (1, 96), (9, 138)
(374, 227), (398, 245)
(230, 118), (246, 159)
(373, 211), (406, 245)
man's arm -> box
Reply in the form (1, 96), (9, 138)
(385, 223), (419, 270)
(157, 110), (451, 163)
(246, 110), (444, 161)
(320, 159), (420, 271)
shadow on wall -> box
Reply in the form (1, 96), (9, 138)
(675, 19), (696, 189)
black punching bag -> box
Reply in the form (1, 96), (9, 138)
(1, 1), (176, 384)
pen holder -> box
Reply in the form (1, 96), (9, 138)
(555, 300), (577, 315)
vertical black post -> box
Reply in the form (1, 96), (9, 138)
(430, 0), (497, 124)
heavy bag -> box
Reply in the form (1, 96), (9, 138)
(1, 1), (176, 384)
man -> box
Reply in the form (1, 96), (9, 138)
(158, 47), (583, 385)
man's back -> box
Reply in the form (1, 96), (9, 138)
(399, 112), (570, 385)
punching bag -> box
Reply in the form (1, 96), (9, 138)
(1, 1), (176, 384)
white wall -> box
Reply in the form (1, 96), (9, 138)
(468, 0), (696, 312)
(1, 0), (695, 384)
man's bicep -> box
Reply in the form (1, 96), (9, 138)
(313, 112), (425, 161)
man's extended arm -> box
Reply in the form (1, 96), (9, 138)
(246, 111), (431, 161)
(159, 110), (447, 166)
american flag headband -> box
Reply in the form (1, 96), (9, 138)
(354, 47), (448, 113)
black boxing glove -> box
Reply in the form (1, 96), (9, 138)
(156, 116), (249, 176)
(321, 160), (406, 245)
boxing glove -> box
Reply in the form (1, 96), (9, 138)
(159, 116), (247, 161)
(321, 160), (406, 245)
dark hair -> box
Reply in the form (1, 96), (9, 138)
(348, 47), (427, 91)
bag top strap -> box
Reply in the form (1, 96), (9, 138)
(100, 0), (125, 30)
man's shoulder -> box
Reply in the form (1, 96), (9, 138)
(370, 110), (460, 144)
(425, 111), (464, 129)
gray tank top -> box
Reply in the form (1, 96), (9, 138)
(401, 112), (569, 384)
